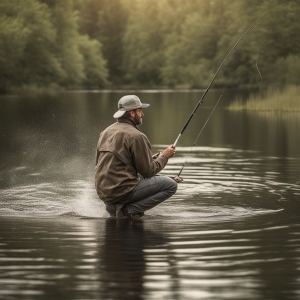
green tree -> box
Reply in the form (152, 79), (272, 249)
(41, 0), (96, 86)
(217, 0), (300, 86)
(76, 0), (130, 84)
(78, 35), (108, 87)
(0, 0), (63, 92)
(122, 0), (167, 85)
(254, 0), (300, 85)
(0, 0), (108, 93)
(1, 0), (300, 92)
(161, 0), (228, 87)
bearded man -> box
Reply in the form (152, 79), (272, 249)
(95, 95), (182, 219)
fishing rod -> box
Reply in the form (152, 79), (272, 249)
(177, 50), (243, 177)
(177, 89), (224, 177)
(173, 9), (272, 147)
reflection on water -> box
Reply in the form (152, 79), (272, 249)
(0, 213), (299, 299)
(0, 91), (299, 299)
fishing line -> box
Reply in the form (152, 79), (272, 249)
(177, 52), (243, 177)
(173, 9), (272, 148)
(177, 89), (224, 177)
(177, 44), (262, 177)
(256, 47), (262, 82)
(173, 10), (274, 178)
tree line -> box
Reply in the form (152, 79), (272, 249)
(1, 0), (299, 93)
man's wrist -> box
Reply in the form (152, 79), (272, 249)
(160, 154), (168, 160)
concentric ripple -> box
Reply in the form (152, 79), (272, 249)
(1, 146), (296, 222)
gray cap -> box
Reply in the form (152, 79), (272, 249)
(113, 95), (150, 118)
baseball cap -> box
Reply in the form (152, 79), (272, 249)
(113, 95), (150, 118)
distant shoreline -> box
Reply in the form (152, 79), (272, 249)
(0, 84), (260, 97)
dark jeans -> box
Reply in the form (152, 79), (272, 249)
(106, 176), (177, 217)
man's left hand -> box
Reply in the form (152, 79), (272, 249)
(173, 176), (184, 183)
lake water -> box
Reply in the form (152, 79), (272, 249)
(0, 90), (299, 299)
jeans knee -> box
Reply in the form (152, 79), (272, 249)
(164, 176), (177, 196)
(170, 179), (178, 195)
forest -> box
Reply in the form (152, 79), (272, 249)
(1, 0), (299, 93)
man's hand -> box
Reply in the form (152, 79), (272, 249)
(162, 145), (176, 159)
(173, 176), (184, 183)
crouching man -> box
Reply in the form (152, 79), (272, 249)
(95, 95), (183, 220)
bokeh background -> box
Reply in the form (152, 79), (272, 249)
(1, 0), (300, 94)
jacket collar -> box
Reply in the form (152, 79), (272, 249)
(117, 117), (140, 131)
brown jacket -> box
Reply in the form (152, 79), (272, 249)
(95, 118), (168, 204)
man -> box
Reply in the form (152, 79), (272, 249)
(95, 95), (183, 220)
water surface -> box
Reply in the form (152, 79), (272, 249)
(0, 90), (299, 299)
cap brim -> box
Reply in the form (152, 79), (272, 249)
(113, 110), (126, 118)
(113, 103), (150, 118)
(141, 103), (150, 108)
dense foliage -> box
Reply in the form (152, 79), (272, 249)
(1, 0), (299, 93)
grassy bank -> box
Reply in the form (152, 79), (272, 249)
(229, 85), (300, 112)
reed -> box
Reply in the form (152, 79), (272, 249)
(229, 85), (300, 112)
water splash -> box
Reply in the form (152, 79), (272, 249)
(0, 146), (297, 221)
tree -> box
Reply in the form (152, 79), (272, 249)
(0, 0), (63, 92)
(122, 0), (167, 85)
(161, 0), (228, 87)
(0, 0), (108, 92)
(78, 35), (108, 87)
(1, 0), (300, 92)
(76, 0), (130, 84)
(41, 0), (109, 87)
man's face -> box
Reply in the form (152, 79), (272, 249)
(133, 108), (144, 125)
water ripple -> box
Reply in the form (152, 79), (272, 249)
(0, 146), (298, 222)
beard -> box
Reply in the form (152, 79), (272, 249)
(134, 114), (142, 125)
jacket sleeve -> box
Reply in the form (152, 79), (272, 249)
(130, 133), (168, 178)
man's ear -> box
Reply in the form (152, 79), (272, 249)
(129, 110), (135, 117)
